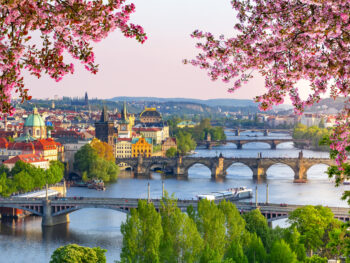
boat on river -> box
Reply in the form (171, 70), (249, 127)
(197, 187), (253, 201)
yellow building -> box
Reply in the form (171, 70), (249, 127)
(132, 138), (152, 157)
(177, 121), (198, 128)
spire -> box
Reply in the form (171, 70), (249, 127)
(123, 101), (127, 120)
(100, 105), (108, 122)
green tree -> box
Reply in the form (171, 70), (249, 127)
(197, 199), (226, 262)
(159, 193), (203, 263)
(166, 147), (177, 157)
(218, 200), (246, 245)
(304, 255), (328, 263)
(120, 200), (163, 263)
(45, 161), (65, 185)
(243, 209), (272, 251)
(269, 240), (297, 263)
(288, 205), (341, 255)
(13, 170), (34, 192)
(74, 144), (119, 182)
(176, 131), (197, 155)
(244, 233), (267, 263)
(50, 244), (106, 263)
(225, 242), (248, 263)
(326, 228), (346, 260)
(282, 227), (306, 262)
(74, 144), (99, 175)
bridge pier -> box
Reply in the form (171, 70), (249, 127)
(264, 129), (269, 136)
(294, 155), (308, 183)
(236, 141), (242, 150)
(271, 141), (276, 150)
(252, 160), (266, 180)
(42, 200), (69, 227)
(211, 156), (226, 178)
(235, 129), (240, 136)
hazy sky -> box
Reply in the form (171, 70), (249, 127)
(24, 0), (270, 100)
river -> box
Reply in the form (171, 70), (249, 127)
(1, 130), (349, 262)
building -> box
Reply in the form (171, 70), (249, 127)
(139, 108), (162, 123)
(0, 137), (63, 163)
(33, 138), (63, 161)
(3, 154), (50, 170)
(23, 107), (47, 139)
(95, 106), (116, 146)
(161, 137), (177, 156)
(133, 127), (163, 144)
(300, 113), (322, 127)
(132, 138), (152, 157)
(115, 138), (132, 158)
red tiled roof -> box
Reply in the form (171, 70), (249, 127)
(4, 154), (47, 164)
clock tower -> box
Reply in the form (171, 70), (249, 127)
(118, 102), (131, 138)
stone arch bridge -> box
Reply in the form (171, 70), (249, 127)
(197, 138), (310, 150)
(116, 154), (336, 181)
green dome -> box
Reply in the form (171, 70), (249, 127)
(24, 107), (45, 127)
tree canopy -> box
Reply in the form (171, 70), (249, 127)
(50, 244), (106, 263)
(74, 143), (119, 182)
(186, 0), (350, 174)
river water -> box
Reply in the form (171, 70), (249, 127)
(1, 130), (349, 262)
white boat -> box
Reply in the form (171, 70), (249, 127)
(344, 179), (350, 185)
(197, 187), (253, 201)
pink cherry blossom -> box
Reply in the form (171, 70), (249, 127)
(0, 0), (146, 114)
(186, 0), (350, 171)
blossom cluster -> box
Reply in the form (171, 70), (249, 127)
(186, 0), (350, 171)
(0, 0), (146, 114)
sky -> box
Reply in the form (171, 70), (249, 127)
(24, 0), (274, 101)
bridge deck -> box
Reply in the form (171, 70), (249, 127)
(0, 197), (348, 219)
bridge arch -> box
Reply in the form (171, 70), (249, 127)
(241, 141), (271, 149)
(52, 205), (131, 217)
(0, 204), (43, 216)
(225, 162), (254, 178)
(265, 163), (296, 179)
(304, 163), (330, 180)
(185, 162), (213, 178)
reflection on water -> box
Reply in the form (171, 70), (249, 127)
(1, 131), (348, 262)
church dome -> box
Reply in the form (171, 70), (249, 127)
(140, 108), (161, 118)
(24, 107), (45, 127)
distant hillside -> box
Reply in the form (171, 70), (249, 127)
(305, 97), (346, 113)
(109, 97), (257, 108)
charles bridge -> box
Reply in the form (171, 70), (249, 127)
(0, 197), (349, 226)
(116, 153), (334, 181)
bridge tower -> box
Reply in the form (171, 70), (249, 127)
(135, 154), (149, 175)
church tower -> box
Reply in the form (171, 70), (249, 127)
(118, 102), (131, 138)
(85, 92), (89, 106)
(95, 106), (115, 146)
